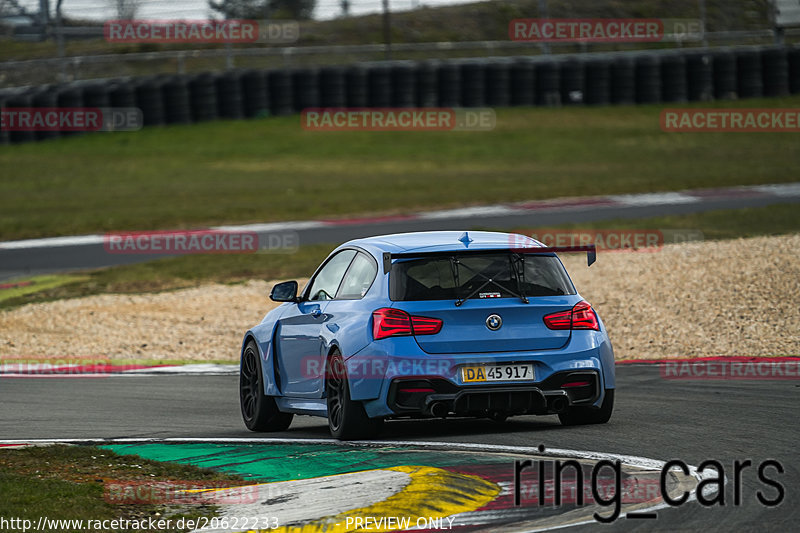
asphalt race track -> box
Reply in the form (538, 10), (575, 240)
(1, 183), (799, 281)
(0, 364), (797, 532)
(1, 185), (798, 531)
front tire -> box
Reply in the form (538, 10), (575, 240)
(240, 340), (293, 432)
(558, 389), (614, 426)
(326, 350), (383, 440)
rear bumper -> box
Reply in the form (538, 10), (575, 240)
(351, 333), (615, 418)
(386, 369), (602, 417)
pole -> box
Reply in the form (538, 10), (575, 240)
(382, 0), (391, 60)
(538, 0), (550, 54)
(769, 1), (785, 45)
(38, 0), (50, 41)
(55, 0), (65, 80)
(699, 0), (708, 46)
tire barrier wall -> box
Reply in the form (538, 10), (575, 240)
(2, 45), (799, 144)
(292, 68), (320, 112)
(320, 66), (347, 108)
(584, 57), (611, 105)
(161, 75), (192, 125)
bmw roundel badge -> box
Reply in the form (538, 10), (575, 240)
(486, 314), (503, 331)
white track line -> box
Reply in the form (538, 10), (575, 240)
(0, 364), (239, 377)
(754, 183), (800, 197)
(210, 221), (325, 232)
(607, 192), (699, 206)
(202, 469), (412, 533)
(418, 205), (520, 219)
(121, 364), (239, 375)
(0, 234), (106, 250)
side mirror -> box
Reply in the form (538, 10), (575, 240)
(270, 280), (299, 302)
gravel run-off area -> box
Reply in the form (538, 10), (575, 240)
(1, 234), (798, 362)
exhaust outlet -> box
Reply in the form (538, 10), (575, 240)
(429, 402), (448, 418)
(549, 397), (568, 414)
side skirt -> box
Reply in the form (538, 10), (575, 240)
(275, 397), (328, 417)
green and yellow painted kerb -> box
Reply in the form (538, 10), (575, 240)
(265, 465), (499, 533)
(101, 443), (503, 532)
(100, 441), (697, 532)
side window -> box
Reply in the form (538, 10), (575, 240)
(337, 253), (378, 300)
(307, 250), (356, 301)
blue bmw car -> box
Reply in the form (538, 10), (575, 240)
(240, 231), (615, 439)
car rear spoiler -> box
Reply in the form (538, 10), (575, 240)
(382, 245), (597, 274)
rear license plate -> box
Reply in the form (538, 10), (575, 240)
(462, 364), (534, 383)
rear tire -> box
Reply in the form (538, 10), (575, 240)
(326, 350), (383, 440)
(240, 340), (293, 432)
(558, 389), (614, 426)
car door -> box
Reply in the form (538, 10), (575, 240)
(310, 251), (379, 395)
(275, 249), (356, 397)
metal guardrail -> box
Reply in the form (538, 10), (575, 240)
(4, 28), (799, 66)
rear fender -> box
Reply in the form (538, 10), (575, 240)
(242, 321), (282, 397)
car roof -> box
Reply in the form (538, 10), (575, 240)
(343, 231), (543, 254)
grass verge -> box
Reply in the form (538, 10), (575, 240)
(0, 244), (333, 311)
(2, 98), (800, 241)
(0, 444), (249, 533)
(0, 275), (89, 305)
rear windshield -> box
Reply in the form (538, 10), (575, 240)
(390, 253), (576, 301)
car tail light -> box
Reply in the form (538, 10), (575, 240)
(372, 308), (443, 340)
(543, 301), (599, 331)
(410, 315), (444, 336)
